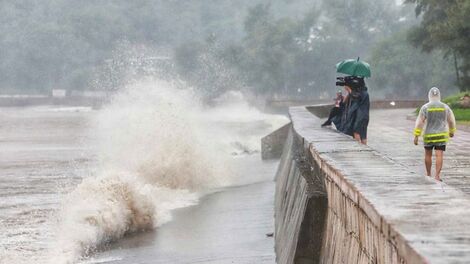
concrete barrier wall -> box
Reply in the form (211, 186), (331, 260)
(274, 128), (310, 264)
(274, 119), (412, 263)
(262, 123), (291, 160)
(273, 106), (470, 264)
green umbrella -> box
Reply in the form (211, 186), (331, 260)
(336, 57), (371, 78)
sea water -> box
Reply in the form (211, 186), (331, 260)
(0, 80), (288, 264)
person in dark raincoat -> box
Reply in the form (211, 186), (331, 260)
(339, 77), (370, 145)
(321, 91), (344, 127)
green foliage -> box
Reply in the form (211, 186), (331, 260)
(240, 5), (305, 95)
(443, 92), (470, 109)
(174, 4), (325, 99)
(369, 31), (457, 98)
(1, 0), (308, 94)
(206, 1), (416, 99)
(1, 0), (461, 101)
(321, 0), (402, 45)
(406, 0), (470, 91)
(452, 109), (470, 121)
(0, 0), (166, 93)
(174, 38), (245, 101)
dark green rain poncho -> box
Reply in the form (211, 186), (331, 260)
(340, 86), (370, 139)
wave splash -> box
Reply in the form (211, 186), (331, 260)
(52, 80), (231, 263)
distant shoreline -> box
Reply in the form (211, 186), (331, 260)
(0, 96), (104, 108)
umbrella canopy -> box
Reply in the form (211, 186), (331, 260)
(336, 57), (371, 78)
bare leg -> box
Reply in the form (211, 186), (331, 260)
(435, 150), (444, 181)
(353, 132), (361, 143)
(354, 133), (367, 145)
(425, 148), (432, 177)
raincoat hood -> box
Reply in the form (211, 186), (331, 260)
(428, 87), (441, 102)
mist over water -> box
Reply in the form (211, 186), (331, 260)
(53, 81), (229, 262)
(0, 80), (287, 264)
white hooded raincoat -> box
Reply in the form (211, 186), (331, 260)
(414, 87), (456, 146)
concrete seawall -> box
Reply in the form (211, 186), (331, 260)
(273, 106), (470, 264)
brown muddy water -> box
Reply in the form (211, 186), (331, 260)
(0, 88), (287, 264)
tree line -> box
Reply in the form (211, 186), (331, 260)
(0, 0), (467, 98)
(176, 0), (463, 100)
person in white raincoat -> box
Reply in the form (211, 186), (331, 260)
(414, 87), (456, 181)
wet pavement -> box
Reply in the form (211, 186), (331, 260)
(286, 106), (470, 263)
(367, 109), (470, 193)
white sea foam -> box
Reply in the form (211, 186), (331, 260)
(1, 79), (288, 264)
(50, 80), (237, 263)
(93, 81), (229, 190)
(38, 106), (94, 113)
(52, 173), (199, 263)
(79, 256), (124, 264)
(201, 90), (288, 155)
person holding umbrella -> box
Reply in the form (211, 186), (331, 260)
(329, 58), (371, 145)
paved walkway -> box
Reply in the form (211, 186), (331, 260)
(368, 109), (470, 193)
(296, 106), (470, 263)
